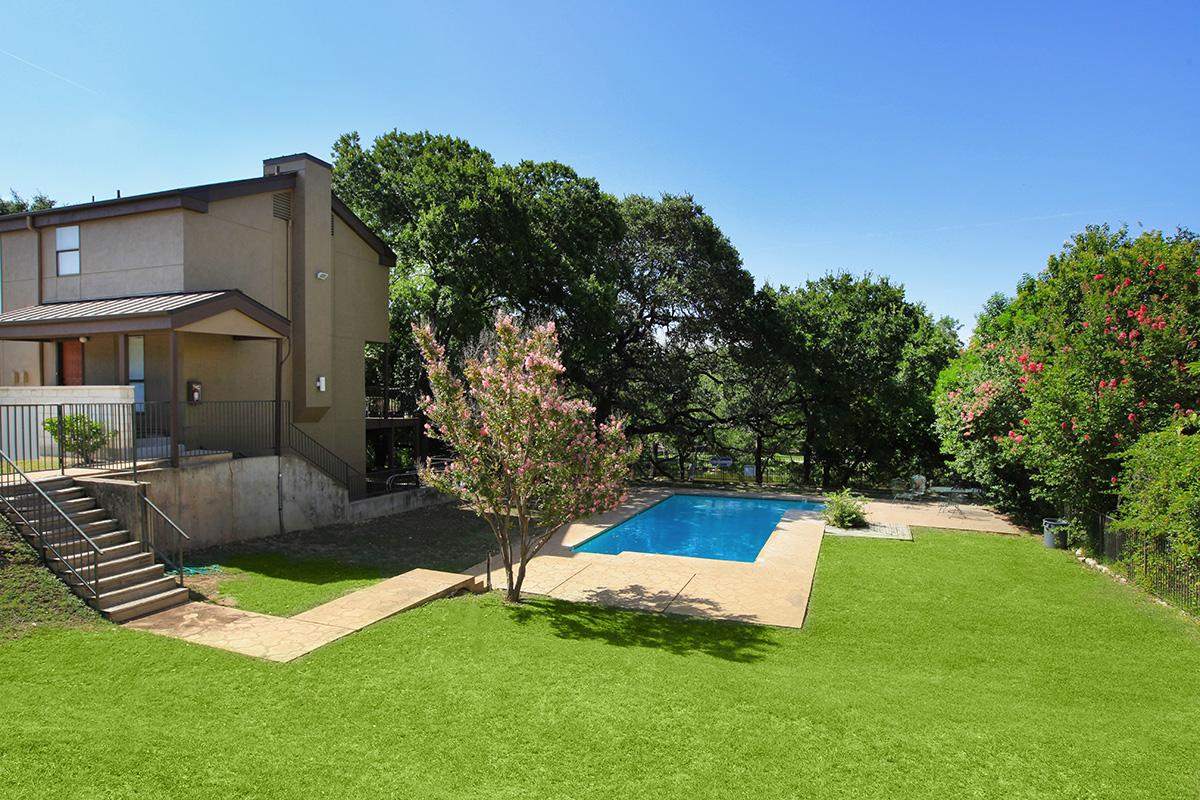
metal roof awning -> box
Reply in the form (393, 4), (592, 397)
(0, 290), (291, 341)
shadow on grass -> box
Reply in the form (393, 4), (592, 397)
(196, 553), (383, 585)
(505, 588), (780, 663)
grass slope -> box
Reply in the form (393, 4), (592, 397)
(200, 553), (383, 616)
(0, 518), (98, 639)
(1, 528), (1198, 799)
(189, 506), (496, 615)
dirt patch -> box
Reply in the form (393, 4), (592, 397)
(190, 503), (497, 579)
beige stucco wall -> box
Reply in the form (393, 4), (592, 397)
(117, 454), (449, 548)
(0, 230), (43, 385)
(82, 334), (119, 385)
(1, 157), (390, 477)
(183, 193), (289, 313)
(41, 210), (185, 303)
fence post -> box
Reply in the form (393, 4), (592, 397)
(130, 402), (138, 480)
(56, 404), (65, 475)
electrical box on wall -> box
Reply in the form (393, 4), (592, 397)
(316, 376), (326, 392)
(187, 380), (202, 404)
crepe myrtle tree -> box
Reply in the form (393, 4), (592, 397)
(415, 315), (639, 602)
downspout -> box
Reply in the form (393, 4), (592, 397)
(28, 215), (45, 384)
(277, 217), (292, 536)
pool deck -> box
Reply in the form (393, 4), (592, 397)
(466, 487), (1024, 629)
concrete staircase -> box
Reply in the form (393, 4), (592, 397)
(1, 476), (189, 622)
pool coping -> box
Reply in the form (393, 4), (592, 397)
(567, 491), (826, 560)
(465, 487), (828, 628)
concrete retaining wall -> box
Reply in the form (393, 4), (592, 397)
(84, 454), (452, 550)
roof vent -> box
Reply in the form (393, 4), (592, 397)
(272, 192), (292, 220)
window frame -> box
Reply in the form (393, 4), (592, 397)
(55, 226), (80, 276)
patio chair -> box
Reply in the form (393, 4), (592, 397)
(891, 475), (927, 501)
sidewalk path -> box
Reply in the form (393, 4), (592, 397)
(125, 568), (477, 662)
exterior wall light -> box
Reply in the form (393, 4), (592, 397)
(315, 271), (330, 280)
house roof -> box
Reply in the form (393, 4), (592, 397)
(0, 290), (291, 340)
(0, 166), (396, 268)
(0, 174), (297, 232)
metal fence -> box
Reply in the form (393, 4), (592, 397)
(0, 402), (169, 474)
(365, 387), (419, 419)
(181, 400), (279, 458)
(285, 423), (368, 500)
(1, 399), (381, 501)
(1124, 538), (1200, 616)
(0, 450), (101, 600)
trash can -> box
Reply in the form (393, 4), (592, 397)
(1042, 518), (1069, 549)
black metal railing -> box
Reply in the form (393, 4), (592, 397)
(0, 399), (379, 502)
(181, 400), (279, 458)
(140, 493), (190, 587)
(365, 387), (418, 419)
(0, 448), (101, 600)
(1125, 538), (1200, 616)
(0, 402), (173, 474)
(285, 423), (368, 500)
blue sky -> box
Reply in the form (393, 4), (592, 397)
(2, 1), (1197, 339)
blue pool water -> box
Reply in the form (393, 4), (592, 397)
(573, 494), (825, 562)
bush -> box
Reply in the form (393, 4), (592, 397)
(1114, 427), (1200, 565)
(42, 415), (115, 464)
(824, 489), (868, 528)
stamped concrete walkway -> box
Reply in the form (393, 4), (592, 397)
(125, 568), (476, 662)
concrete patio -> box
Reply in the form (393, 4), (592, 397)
(466, 486), (1024, 629)
(124, 486), (1026, 659)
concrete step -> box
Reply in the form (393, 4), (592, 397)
(54, 539), (142, 566)
(39, 529), (131, 552)
(16, 514), (118, 536)
(31, 477), (75, 493)
(80, 551), (155, 579)
(66, 562), (167, 593)
(94, 575), (180, 611)
(21, 506), (108, 527)
(3, 487), (88, 511)
(103, 586), (190, 623)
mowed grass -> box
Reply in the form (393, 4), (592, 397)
(2, 528), (1199, 799)
(195, 553), (383, 616)
(187, 505), (496, 615)
(0, 519), (97, 639)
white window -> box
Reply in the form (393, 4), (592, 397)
(56, 226), (80, 275)
(128, 335), (146, 406)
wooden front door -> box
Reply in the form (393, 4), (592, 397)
(60, 340), (84, 386)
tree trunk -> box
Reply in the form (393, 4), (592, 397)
(821, 459), (830, 489)
(679, 451), (687, 482)
(755, 434), (764, 486)
(507, 559), (527, 603)
(802, 437), (813, 485)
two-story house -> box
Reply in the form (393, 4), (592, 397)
(0, 154), (431, 554)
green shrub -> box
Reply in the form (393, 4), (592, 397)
(42, 415), (115, 464)
(824, 489), (868, 528)
(1114, 427), (1200, 565)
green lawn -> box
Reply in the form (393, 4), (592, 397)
(185, 505), (496, 615)
(2, 528), (1198, 799)
(193, 553), (384, 616)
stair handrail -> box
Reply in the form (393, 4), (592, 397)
(284, 423), (368, 500)
(140, 494), (190, 587)
(0, 448), (103, 599)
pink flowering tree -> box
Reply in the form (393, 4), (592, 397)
(414, 315), (639, 602)
(935, 225), (1200, 544)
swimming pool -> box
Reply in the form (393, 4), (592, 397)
(573, 493), (825, 562)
